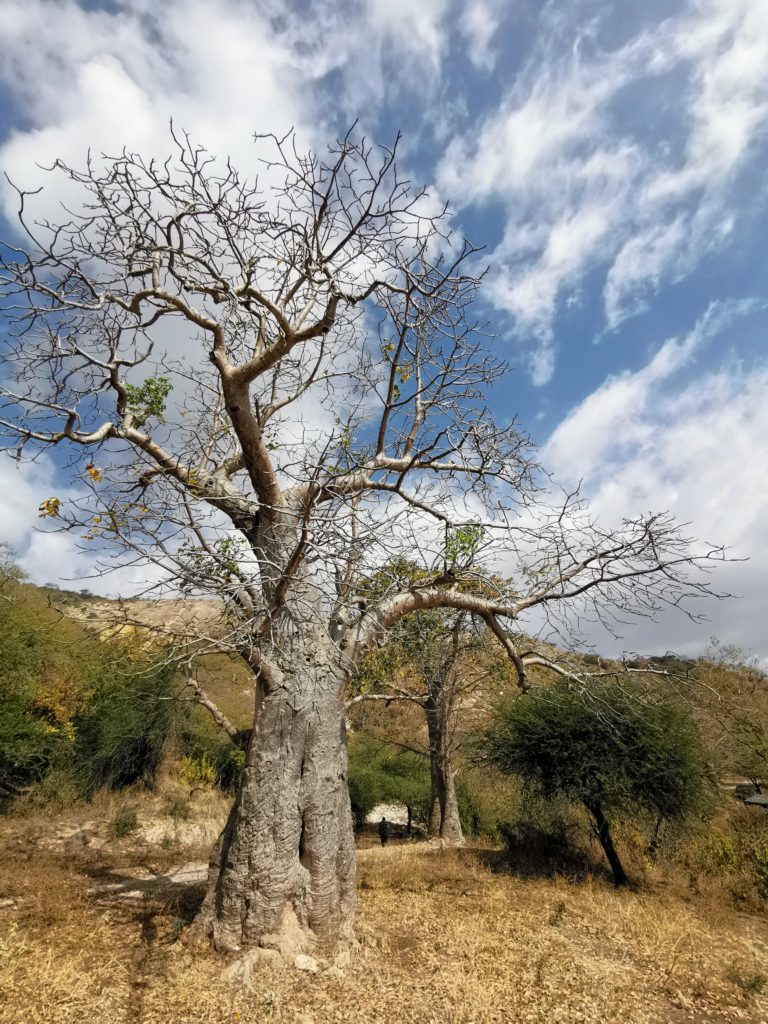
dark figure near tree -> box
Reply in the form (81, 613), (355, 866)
(378, 817), (389, 846)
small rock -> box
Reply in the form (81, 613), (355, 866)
(325, 965), (346, 981)
(334, 950), (351, 969)
(294, 954), (318, 973)
(223, 947), (280, 987)
(0, 898), (16, 910)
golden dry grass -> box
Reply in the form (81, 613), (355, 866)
(1, 815), (767, 1024)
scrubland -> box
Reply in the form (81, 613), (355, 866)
(1, 792), (767, 1024)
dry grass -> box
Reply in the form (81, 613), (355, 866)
(1, 812), (767, 1024)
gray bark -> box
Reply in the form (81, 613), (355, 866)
(426, 700), (464, 846)
(196, 633), (355, 950)
(196, 505), (356, 950)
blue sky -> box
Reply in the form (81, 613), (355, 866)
(0, 0), (767, 660)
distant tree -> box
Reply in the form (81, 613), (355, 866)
(481, 681), (715, 885)
(350, 606), (493, 846)
(0, 543), (25, 592)
(347, 733), (429, 833)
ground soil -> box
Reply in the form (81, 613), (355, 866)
(1, 794), (767, 1024)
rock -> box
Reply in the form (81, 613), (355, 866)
(223, 947), (280, 986)
(294, 954), (319, 973)
(334, 950), (351, 969)
(325, 965), (346, 981)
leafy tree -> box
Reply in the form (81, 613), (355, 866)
(0, 561), (180, 803)
(482, 681), (715, 884)
(347, 733), (429, 833)
(0, 128), (725, 950)
(351, 603), (488, 846)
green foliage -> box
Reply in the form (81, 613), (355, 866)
(213, 743), (246, 792)
(0, 692), (62, 800)
(689, 815), (768, 903)
(347, 733), (429, 828)
(176, 536), (248, 593)
(72, 661), (176, 797)
(444, 523), (485, 568)
(175, 708), (246, 793)
(124, 376), (172, 428)
(482, 681), (715, 827)
(456, 768), (523, 841)
(0, 577), (99, 802)
(179, 751), (216, 788)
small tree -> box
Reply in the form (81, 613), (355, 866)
(482, 681), (714, 884)
(350, 602), (488, 846)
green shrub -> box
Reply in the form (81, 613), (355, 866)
(107, 805), (139, 840)
(179, 752), (216, 788)
(73, 661), (176, 796)
(0, 693), (62, 802)
(481, 680), (715, 885)
(347, 733), (429, 830)
(213, 743), (245, 792)
(742, 829), (768, 899)
(456, 768), (523, 841)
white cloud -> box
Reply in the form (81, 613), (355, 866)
(543, 303), (768, 658)
(0, 454), (172, 595)
(438, 0), (768, 379)
(0, 0), (319, 224)
(458, 0), (507, 72)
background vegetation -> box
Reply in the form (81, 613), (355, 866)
(1, 559), (767, 908)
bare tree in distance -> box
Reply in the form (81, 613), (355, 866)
(349, 604), (476, 845)
(0, 127), (728, 952)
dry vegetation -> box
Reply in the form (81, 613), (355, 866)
(1, 797), (767, 1024)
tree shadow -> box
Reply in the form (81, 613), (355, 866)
(84, 863), (208, 923)
(468, 829), (612, 885)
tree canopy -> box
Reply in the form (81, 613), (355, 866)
(482, 681), (715, 883)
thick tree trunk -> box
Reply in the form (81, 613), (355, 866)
(195, 631), (355, 952)
(426, 703), (464, 846)
(586, 800), (628, 887)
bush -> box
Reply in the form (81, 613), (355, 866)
(347, 733), (429, 830)
(73, 661), (176, 796)
(179, 752), (216, 788)
(107, 805), (139, 840)
(0, 693), (62, 802)
(175, 706), (247, 793)
(456, 768), (523, 842)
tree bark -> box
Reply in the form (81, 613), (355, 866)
(586, 800), (628, 887)
(196, 506), (356, 951)
(196, 639), (355, 951)
(426, 702), (464, 846)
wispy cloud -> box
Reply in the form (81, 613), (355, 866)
(543, 299), (768, 656)
(438, 0), (768, 381)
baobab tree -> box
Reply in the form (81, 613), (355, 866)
(0, 129), (725, 953)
